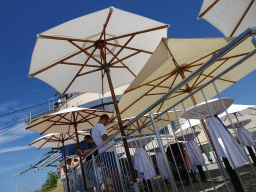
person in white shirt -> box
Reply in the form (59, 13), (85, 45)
(91, 114), (121, 192)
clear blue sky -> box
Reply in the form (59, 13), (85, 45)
(0, 0), (255, 191)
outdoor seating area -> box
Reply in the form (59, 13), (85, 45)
(19, 2), (256, 192)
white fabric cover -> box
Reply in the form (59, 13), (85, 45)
(237, 127), (255, 147)
(198, 0), (256, 37)
(185, 140), (205, 170)
(226, 119), (254, 146)
(176, 131), (204, 170)
(209, 151), (216, 163)
(134, 147), (156, 180)
(206, 116), (247, 168)
(155, 150), (168, 179)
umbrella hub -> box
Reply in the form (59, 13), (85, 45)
(94, 40), (105, 49)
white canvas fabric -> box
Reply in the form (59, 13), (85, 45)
(198, 0), (256, 37)
(29, 131), (89, 149)
(155, 150), (168, 179)
(237, 127), (255, 147)
(29, 7), (168, 95)
(202, 153), (210, 164)
(26, 107), (112, 134)
(205, 116), (247, 168)
(134, 147), (156, 180)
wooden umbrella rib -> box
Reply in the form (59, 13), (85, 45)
(105, 24), (169, 41)
(146, 84), (170, 89)
(68, 40), (102, 65)
(187, 47), (223, 67)
(99, 7), (113, 40)
(197, 0), (219, 19)
(105, 42), (153, 54)
(230, 0), (255, 37)
(114, 70), (178, 121)
(106, 46), (136, 77)
(124, 70), (178, 93)
(62, 46), (98, 94)
(38, 135), (54, 149)
(109, 34), (136, 64)
(29, 44), (95, 77)
(26, 115), (57, 129)
(40, 113), (68, 135)
(60, 62), (101, 68)
(77, 68), (102, 77)
(38, 34), (96, 43)
(111, 51), (140, 66)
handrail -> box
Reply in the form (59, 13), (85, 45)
(82, 27), (256, 161)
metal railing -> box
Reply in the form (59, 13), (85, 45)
(64, 28), (256, 192)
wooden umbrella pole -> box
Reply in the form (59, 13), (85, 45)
(72, 115), (87, 191)
(62, 140), (70, 192)
(104, 67), (137, 183)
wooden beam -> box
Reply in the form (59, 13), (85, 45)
(60, 62), (101, 68)
(108, 34), (136, 64)
(105, 24), (169, 41)
(197, 0), (219, 19)
(62, 46), (98, 94)
(105, 42), (153, 54)
(38, 34), (96, 43)
(111, 51), (140, 65)
(99, 7), (113, 40)
(230, 0), (255, 37)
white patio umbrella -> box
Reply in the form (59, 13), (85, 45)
(198, 0), (256, 37)
(113, 37), (256, 121)
(26, 107), (112, 190)
(219, 104), (256, 122)
(181, 98), (247, 169)
(29, 131), (89, 192)
(28, 7), (168, 184)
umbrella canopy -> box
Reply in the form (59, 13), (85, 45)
(28, 7), (168, 95)
(26, 107), (113, 134)
(113, 37), (256, 120)
(198, 0), (256, 37)
(176, 131), (201, 141)
(219, 104), (256, 122)
(29, 131), (90, 149)
(107, 111), (183, 137)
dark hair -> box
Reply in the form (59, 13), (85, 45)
(84, 135), (92, 140)
(99, 114), (110, 120)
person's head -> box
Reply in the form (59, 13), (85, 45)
(84, 135), (93, 144)
(66, 158), (72, 165)
(98, 114), (110, 126)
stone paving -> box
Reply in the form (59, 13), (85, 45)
(150, 163), (256, 192)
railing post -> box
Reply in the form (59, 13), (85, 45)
(149, 112), (178, 192)
(112, 140), (126, 192)
(92, 155), (100, 192)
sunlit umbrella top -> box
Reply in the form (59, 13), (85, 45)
(26, 107), (113, 134)
(29, 131), (90, 149)
(28, 7), (168, 95)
